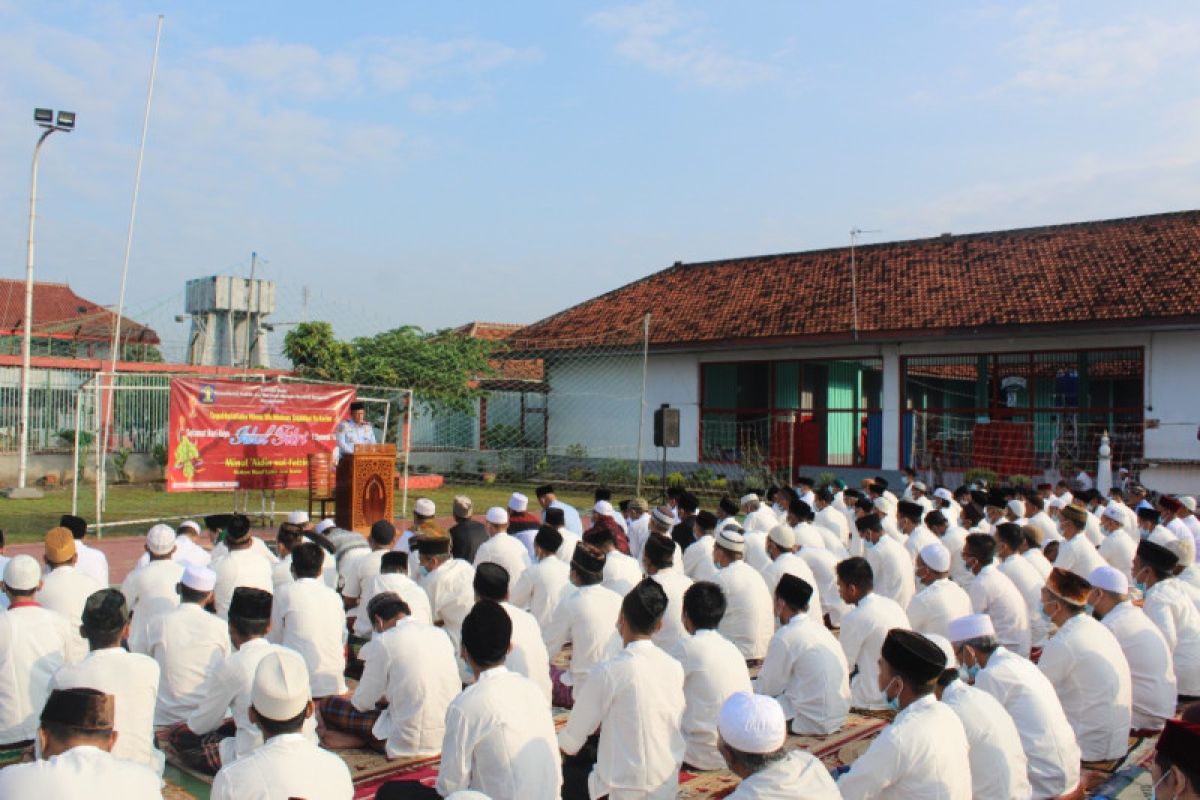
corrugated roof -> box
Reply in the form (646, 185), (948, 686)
(0, 279), (160, 344)
(515, 210), (1200, 350)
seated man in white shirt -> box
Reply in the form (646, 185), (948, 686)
(471, 562), (552, 701)
(57, 514), (109, 588)
(320, 591), (460, 758)
(510, 525), (571, 629)
(146, 565), (231, 727)
(420, 600), (560, 799)
(473, 507), (531, 589)
(52, 588), (163, 775)
(544, 543), (622, 709)
(0, 688), (161, 798)
(683, 510), (721, 583)
(716, 692), (840, 799)
(836, 629), (971, 799)
(754, 574), (850, 735)
(963, 533), (1031, 658)
(342, 520), (398, 611)
(835, 556), (910, 710)
(857, 513), (916, 610)
(642, 532), (693, 653)
(584, 524), (641, 597)
(712, 528), (775, 662)
(669, 581), (752, 771)
(122, 524), (185, 653)
(559, 579), (686, 800)
(211, 515), (274, 620)
(207, 513), (278, 567)
(269, 542), (347, 700)
(212, 650), (352, 800)
(906, 542), (972, 640)
(353, 551), (433, 637)
(37, 527), (100, 658)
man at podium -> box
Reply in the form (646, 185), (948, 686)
(336, 401), (376, 459)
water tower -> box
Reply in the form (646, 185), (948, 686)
(180, 275), (276, 367)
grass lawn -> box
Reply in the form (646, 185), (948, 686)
(0, 482), (602, 544)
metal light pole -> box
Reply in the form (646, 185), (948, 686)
(15, 109), (75, 495)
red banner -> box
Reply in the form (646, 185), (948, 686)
(167, 379), (354, 492)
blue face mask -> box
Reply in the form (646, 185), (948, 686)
(864, 538), (876, 550)
(418, 565), (430, 578)
(1085, 603), (1096, 617)
(964, 664), (980, 681)
(1039, 600), (1057, 624)
(884, 677), (902, 712)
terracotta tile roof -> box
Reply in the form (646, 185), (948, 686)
(516, 210), (1200, 350)
(452, 320), (545, 387)
(0, 279), (159, 344)
(452, 321), (525, 341)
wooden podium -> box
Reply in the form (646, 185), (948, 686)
(335, 444), (396, 535)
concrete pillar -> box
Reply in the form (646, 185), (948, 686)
(881, 345), (901, 470)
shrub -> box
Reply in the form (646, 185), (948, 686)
(963, 467), (998, 487)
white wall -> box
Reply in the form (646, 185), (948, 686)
(1142, 329), (1200, 466)
(546, 355), (644, 459)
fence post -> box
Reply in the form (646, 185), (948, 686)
(400, 389), (413, 517)
(635, 313), (650, 497)
(71, 384), (83, 515)
(93, 375), (103, 535)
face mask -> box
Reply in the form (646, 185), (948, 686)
(883, 677), (902, 712)
(1039, 600), (1056, 624)
(1151, 768), (1172, 800)
(1134, 569), (1149, 594)
(962, 663), (980, 681)
(418, 565), (430, 578)
(1084, 603), (1096, 617)
(864, 538), (876, 550)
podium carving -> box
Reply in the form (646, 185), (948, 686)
(335, 444), (396, 535)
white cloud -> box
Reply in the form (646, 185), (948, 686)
(1002, 3), (1200, 94)
(588, 0), (780, 89)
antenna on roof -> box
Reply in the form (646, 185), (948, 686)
(848, 227), (880, 342)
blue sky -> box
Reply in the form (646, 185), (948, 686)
(1, 1), (1199, 362)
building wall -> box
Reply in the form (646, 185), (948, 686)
(544, 328), (1199, 482)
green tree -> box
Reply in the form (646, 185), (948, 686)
(284, 322), (356, 383)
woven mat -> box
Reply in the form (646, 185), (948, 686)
(1085, 734), (1159, 799)
(0, 743), (31, 769)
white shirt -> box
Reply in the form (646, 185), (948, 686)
(353, 571), (433, 637)
(814, 505), (850, 548)
(121, 559), (184, 653)
(601, 549), (642, 597)
(559, 640), (685, 800)
(754, 613), (849, 735)
(937, 526), (973, 587)
(1143, 578), (1200, 696)
(212, 549), (274, 619)
(1100, 601), (1177, 730)
(1099, 528), (1138, 583)
(499, 601), (552, 703)
(727, 749), (839, 799)
(714, 560), (775, 660)
(211, 536), (278, 566)
(668, 628), (752, 770)
(543, 583), (622, 696)
(269, 577), (347, 697)
(0, 604), (69, 742)
(211, 732), (352, 800)
(342, 549), (385, 599)
(1053, 534), (1106, 582)
(1038, 612), (1132, 761)
(352, 617), (461, 758)
(547, 500), (584, 535)
(37, 566), (102, 656)
(649, 569), (693, 652)
(797, 546), (850, 624)
(974, 646), (1081, 798)
(760, 553), (823, 626)
(53, 647), (163, 775)
(271, 551), (339, 592)
(903, 525), (939, 563)
(792, 521), (825, 551)
(998, 553), (1054, 647)
(967, 564), (1031, 657)
(743, 531), (772, 573)
(146, 602), (232, 726)
(73, 540), (110, 587)
(865, 535), (916, 609)
(510, 554), (570, 629)
(436, 667), (561, 800)
(0, 745), (162, 799)
(626, 514), (652, 561)
(743, 506), (778, 534)
(473, 533), (531, 588)
(187, 637), (317, 766)
(683, 535), (719, 582)
(135, 535), (212, 570)
(837, 694), (971, 800)
(905, 578), (972, 641)
(940, 679), (1031, 800)
(840, 592), (910, 710)
(1022, 547), (1054, 580)
(421, 557), (476, 652)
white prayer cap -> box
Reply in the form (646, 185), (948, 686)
(178, 519), (201, 534)
(715, 528), (745, 554)
(1168, 536), (1195, 568)
(912, 481), (928, 493)
(740, 493), (759, 506)
(718, 692), (786, 754)
(1007, 499), (1026, 517)
(593, 500), (614, 516)
(251, 649), (311, 721)
(3, 554), (40, 591)
(485, 507), (509, 526)
(651, 507), (675, 528)
(767, 524), (795, 550)
(1047, 496), (1066, 510)
(874, 495), (895, 515)
(919, 542), (951, 573)
(1101, 504), (1125, 523)
(1182, 496), (1197, 512)
(508, 492), (528, 512)
(414, 498), (436, 517)
(933, 487), (953, 503)
(1088, 565), (1128, 595)
(948, 613), (995, 643)
(287, 510), (310, 526)
(182, 565), (217, 592)
(925, 633), (957, 669)
(314, 518), (335, 534)
(146, 524), (177, 555)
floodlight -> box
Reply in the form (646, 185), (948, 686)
(174, 315), (189, 323)
(34, 108), (53, 124)
(55, 111), (75, 129)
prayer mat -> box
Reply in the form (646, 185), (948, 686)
(1087, 733), (1159, 799)
(0, 741), (32, 768)
(156, 726), (220, 786)
(676, 711), (889, 799)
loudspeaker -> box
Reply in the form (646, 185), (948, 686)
(653, 406), (680, 448)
